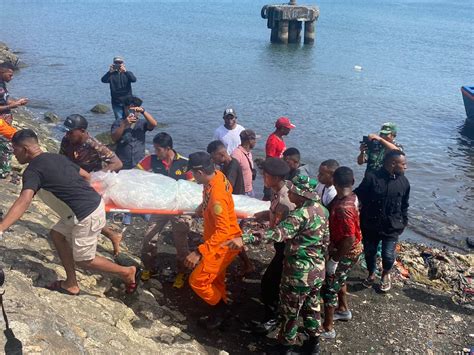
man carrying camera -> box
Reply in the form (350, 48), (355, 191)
(357, 122), (403, 174)
(101, 56), (137, 120)
(110, 96), (157, 170)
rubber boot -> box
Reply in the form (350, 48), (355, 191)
(303, 336), (320, 355)
(197, 300), (229, 330)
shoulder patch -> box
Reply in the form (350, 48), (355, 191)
(213, 203), (223, 216)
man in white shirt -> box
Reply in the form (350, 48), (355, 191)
(316, 159), (339, 207)
(213, 107), (245, 155)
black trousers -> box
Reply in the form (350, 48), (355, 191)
(261, 242), (285, 320)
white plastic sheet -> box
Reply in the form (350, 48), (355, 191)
(91, 170), (270, 216)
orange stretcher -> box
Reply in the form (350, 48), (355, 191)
(93, 182), (253, 219)
(104, 202), (252, 219)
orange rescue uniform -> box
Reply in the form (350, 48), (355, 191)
(189, 170), (242, 305)
(0, 118), (17, 141)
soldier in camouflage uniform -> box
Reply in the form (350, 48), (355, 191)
(225, 175), (329, 354)
(357, 122), (403, 175)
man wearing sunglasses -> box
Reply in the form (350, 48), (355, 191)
(213, 107), (245, 155)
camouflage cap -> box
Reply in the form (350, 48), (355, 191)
(380, 122), (397, 135)
(287, 175), (320, 201)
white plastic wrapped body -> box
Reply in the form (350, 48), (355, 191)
(91, 170), (270, 216)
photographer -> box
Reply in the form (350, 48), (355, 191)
(101, 56), (137, 120)
(357, 122), (403, 174)
(111, 96), (157, 170)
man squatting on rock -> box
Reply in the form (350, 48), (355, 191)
(0, 129), (141, 295)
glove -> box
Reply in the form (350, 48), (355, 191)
(326, 258), (339, 275)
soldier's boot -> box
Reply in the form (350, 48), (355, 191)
(197, 300), (230, 330)
(302, 336), (320, 355)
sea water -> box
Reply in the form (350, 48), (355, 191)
(2, 0), (473, 248)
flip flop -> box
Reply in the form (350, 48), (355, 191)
(46, 280), (80, 296)
(362, 277), (375, 288)
(126, 267), (142, 294)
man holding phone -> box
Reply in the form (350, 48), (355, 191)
(101, 56), (137, 120)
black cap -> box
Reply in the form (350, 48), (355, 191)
(223, 107), (237, 118)
(64, 114), (88, 131)
(188, 152), (213, 170)
(262, 157), (290, 177)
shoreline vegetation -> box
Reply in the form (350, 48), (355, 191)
(0, 42), (472, 353)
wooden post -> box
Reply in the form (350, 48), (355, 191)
(304, 20), (315, 45)
(288, 21), (302, 43)
(278, 20), (289, 44)
(271, 24), (279, 43)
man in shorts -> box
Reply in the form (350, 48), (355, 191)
(0, 129), (140, 295)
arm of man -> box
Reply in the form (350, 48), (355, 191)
(0, 189), (35, 232)
(0, 98), (28, 113)
(368, 134), (400, 152)
(136, 155), (152, 172)
(244, 211), (303, 244)
(225, 162), (239, 189)
(101, 71), (111, 83)
(125, 71), (137, 82)
(111, 118), (129, 143)
(198, 198), (231, 255)
(354, 173), (372, 207)
(401, 181), (410, 227)
(357, 143), (367, 165)
(142, 110), (157, 130)
(94, 142), (122, 172)
(79, 168), (91, 182)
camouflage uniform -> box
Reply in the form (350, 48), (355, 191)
(322, 243), (362, 307)
(0, 136), (13, 178)
(364, 141), (403, 173)
(243, 175), (329, 345)
(59, 135), (118, 173)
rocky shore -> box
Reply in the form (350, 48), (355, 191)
(0, 43), (473, 354)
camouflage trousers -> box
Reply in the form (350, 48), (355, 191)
(322, 246), (362, 308)
(278, 278), (324, 345)
(0, 139), (13, 178)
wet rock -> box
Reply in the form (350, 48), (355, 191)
(0, 43), (20, 68)
(43, 111), (61, 123)
(90, 103), (110, 114)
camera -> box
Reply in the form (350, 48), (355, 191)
(360, 136), (381, 150)
(113, 63), (121, 71)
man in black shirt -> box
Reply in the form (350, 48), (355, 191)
(101, 56), (137, 120)
(0, 129), (141, 295)
(355, 150), (410, 292)
(207, 140), (245, 195)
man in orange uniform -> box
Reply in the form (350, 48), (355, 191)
(184, 151), (242, 330)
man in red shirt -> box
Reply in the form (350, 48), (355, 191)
(264, 117), (295, 200)
(321, 166), (363, 339)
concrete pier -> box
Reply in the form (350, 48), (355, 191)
(261, 1), (319, 45)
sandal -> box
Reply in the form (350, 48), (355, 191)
(46, 280), (80, 296)
(380, 273), (392, 292)
(362, 277), (375, 288)
(125, 267), (142, 294)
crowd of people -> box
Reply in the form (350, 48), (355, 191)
(0, 58), (410, 354)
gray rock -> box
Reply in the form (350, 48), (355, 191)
(43, 111), (61, 123)
(0, 42), (20, 68)
(90, 104), (110, 114)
